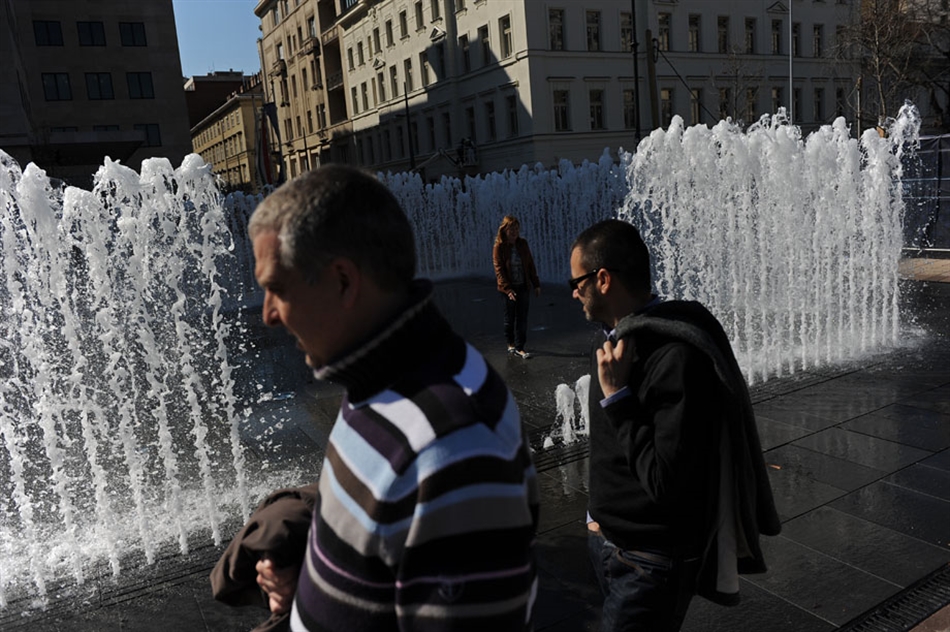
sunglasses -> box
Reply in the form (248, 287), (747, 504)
(568, 268), (616, 291)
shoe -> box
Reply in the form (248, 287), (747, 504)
(515, 349), (531, 359)
(507, 345), (516, 354)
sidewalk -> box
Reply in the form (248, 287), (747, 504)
(3, 274), (948, 632)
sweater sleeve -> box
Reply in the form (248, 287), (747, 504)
(602, 342), (718, 507)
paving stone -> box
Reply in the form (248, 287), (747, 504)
(830, 481), (950, 548)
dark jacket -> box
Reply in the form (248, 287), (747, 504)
(591, 300), (780, 606)
(493, 237), (541, 294)
(210, 484), (318, 632)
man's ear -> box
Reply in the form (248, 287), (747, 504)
(329, 257), (361, 308)
(597, 268), (612, 295)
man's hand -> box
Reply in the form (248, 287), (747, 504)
(596, 338), (634, 398)
(256, 556), (299, 615)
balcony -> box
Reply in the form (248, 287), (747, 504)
(321, 24), (340, 46)
(269, 58), (287, 77)
(325, 71), (344, 91)
(299, 36), (320, 57)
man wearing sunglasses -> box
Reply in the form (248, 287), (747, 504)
(569, 220), (779, 631)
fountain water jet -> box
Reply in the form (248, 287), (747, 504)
(0, 103), (920, 610)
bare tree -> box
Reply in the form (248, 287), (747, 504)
(838, 0), (949, 132)
(710, 46), (766, 127)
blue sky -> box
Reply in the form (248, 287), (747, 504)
(174, 0), (262, 77)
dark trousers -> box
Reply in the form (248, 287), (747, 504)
(503, 284), (530, 350)
(588, 531), (699, 632)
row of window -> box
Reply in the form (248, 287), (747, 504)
(549, 85), (849, 133)
(196, 111), (246, 147)
(33, 20), (147, 47)
(40, 72), (154, 101)
(282, 103), (328, 141)
(654, 13), (840, 57)
(46, 123), (162, 146)
(201, 132), (246, 164)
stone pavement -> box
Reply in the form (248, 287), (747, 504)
(3, 271), (948, 632)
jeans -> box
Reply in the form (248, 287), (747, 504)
(503, 283), (530, 350)
(588, 531), (699, 632)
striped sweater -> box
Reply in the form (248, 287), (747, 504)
(291, 280), (539, 631)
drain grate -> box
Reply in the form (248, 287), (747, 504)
(840, 564), (950, 632)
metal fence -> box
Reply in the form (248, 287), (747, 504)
(903, 134), (950, 252)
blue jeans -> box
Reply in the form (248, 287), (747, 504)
(588, 531), (699, 632)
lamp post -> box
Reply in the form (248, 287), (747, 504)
(631, 0), (641, 143)
(404, 81), (415, 169)
(788, 0), (793, 123)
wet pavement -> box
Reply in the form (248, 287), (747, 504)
(3, 272), (949, 632)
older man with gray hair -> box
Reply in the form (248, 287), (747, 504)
(246, 165), (538, 632)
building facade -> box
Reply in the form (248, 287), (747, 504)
(191, 75), (266, 194)
(0, 0), (193, 187)
(254, 0), (866, 180)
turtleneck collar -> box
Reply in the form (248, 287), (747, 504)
(313, 279), (453, 403)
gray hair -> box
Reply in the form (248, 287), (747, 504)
(248, 165), (416, 290)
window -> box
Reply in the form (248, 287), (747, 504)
(485, 101), (496, 140)
(793, 88), (801, 120)
(410, 120), (419, 154)
(93, 125), (120, 132)
(621, 13), (633, 52)
(431, 0), (441, 20)
(373, 28), (381, 53)
(404, 58), (414, 91)
(499, 15), (512, 59)
(127, 72), (154, 99)
(623, 89), (636, 129)
(390, 66), (399, 97)
(553, 90), (570, 131)
(352, 87), (359, 114)
(296, 116), (302, 137)
(465, 106), (477, 142)
(291, 75), (297, 98)
(361, 82), (369, 110)
(835, 87), (845, 117)
(586, 11), (601, 51)
(745, 18), (756, 54)
(457, 0), (465, 10)
(813, 24), (823, 57)
(506, 95), (518, 136)
(442, 112), (452, 146)
(396, 126), (405, 158)
(347, 47), (355, 70)
(690, 88), (703, 125)
(272, 6), (280, 27)
(718, 87), (731, 120)
(814, 87), (824, 122)
(42, 73), (71, 101)
(308, 16), (316, 38)
(85, 73), (113, 99)
(378, 72), (386, 101)
(435, 41), (446, 76)
(119, 22), (147, 46)
(34, 21), (63, 46)
(589, 89), (604, 130)
(549, 9), (564, 51)
(658, 13), (671, 51)
(688, 15), (700, 52)
(383, 129), (392, 161)
(399, 11), (408, 38)
(792, 23), (800, 57)
(420, 51), (430, 86)
(284, 118), (292, 139)
(386, 20), (394, 46)
(660, 88), (674, 126)
(415, 1), (424, 30)
(771, 20), (782, 55)
(357, 42), (365, 66)
(460, 35), (471, 72)
(427, 115), (436, 149)
(478, 25), (490, 64)
(78, 21), (106, 46)
(133, 123), (161, 147)
(771, 86), (783, 113)
(718, 17), (729, 54)
(307, 110), (314, 133)
(746, 88), (758, 121)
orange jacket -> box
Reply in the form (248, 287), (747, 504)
(493, 237), (541, 294)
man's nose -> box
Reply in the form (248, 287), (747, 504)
(262, 293), (280, 327)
